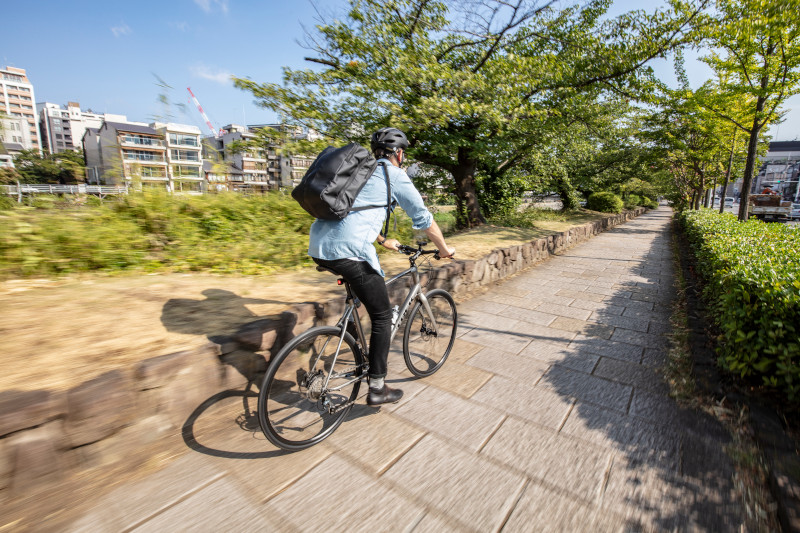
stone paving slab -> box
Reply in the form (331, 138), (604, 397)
(382, 434), (527, 532)
(60, 207), (746, 531)
(538, 365), (633, 413)
(392, 386), (504, 451)
(481, 417), (612, 503)
(131, 477), (279, 532)
(264, 454), (426, 532)
(471, 375), (574, 430)
(502, 481), (628, 533)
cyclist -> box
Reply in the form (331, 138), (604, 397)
(309, 127), (455, 405)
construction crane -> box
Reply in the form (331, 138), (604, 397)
(187, 87), (223, 138)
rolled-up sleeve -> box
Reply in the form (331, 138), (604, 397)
(391, 167), (433, 230)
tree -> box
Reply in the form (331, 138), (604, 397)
(698, 0), (800, 220)
(235, 0), (705, 228)
(13, 149), (86, 184)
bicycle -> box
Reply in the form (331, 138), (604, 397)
(257, 242), (458, 451)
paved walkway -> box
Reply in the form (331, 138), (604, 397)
(68, 207), (743, 532)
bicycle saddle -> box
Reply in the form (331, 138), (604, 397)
(315, 265), (341, 276)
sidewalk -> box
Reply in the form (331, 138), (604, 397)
(66, 206), (743, 532)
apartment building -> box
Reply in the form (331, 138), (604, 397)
(0, 114), (33, 156)
(154, 122), (204, 193)
(84, 121), (167, 188)
(1, 66), (40, 152)
(205, 124), (275, 192)
(83, 120), (203, 192)
(38, 102), (125, 154)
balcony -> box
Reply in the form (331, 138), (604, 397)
(120, 135), (164, 148)
(123, 152), (166, 163)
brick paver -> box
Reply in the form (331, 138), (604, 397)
(64, 206), (744, 531)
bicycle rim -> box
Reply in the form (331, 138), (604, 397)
(403, 289), (457, 377)
(258, 326), (364, 450)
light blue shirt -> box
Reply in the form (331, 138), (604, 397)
(308, 158), (433, 276)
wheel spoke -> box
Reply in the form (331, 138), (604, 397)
(403, 290), (457, 377)
(258, 327), (363, 450)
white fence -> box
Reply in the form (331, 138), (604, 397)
(2, 184), (129, 197)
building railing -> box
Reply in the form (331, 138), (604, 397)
(2, 184), (130, 196)
(120, 136), (164, 147)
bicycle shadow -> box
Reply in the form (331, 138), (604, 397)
(161, 287), (320, 385)
(181, 380), (380, 458)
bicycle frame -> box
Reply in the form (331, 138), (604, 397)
(318, 254), (438, 393)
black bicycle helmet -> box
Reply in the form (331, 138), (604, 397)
(370, 127), (409, 152)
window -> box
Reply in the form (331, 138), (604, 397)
(123, 150), (164, 162)
(171, 149), (199, 162)
(53, 126), (62, 132)
(53, 118), (62, 125)
(121, 134), (162, 147)
(140, 166), (166, 178)
(168, 133), (198, 147)
(174, 180), (203, 192)
(172, 165), (200, 178)
(55, 134), (62, 139)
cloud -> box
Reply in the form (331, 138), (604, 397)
(193, 0), (229, 13)
(190, 64), (233, 84)
(110, 23), (131, 37)
(173, 21), (189, 32)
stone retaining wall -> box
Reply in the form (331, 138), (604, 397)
(0, 208), (645, 494)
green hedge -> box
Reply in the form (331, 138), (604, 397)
(641, 197), (659, 209)
(624, 194), (642, 210)
(679, 209), (800, 401)
(586, 192), (623, 213)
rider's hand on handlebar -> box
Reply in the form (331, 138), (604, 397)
(380, 238), (400, 251)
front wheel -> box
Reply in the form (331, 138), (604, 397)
(403, 289), (457, 377)
(258, 326), (364, 451)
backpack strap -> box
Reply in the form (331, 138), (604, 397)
(348, 161), (394, 237)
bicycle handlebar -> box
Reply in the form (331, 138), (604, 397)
(396, 243), (445, 260)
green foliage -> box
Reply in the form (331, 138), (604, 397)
(235, 0), (701, 227)
(696, 0), (800, 219)
(13, 149), (86, 184)
(680, 209), (800, 401)
(0, 196), (15, 210)
(0, 191), (315, 279)
(641, 197), (659, 209)
(586, 191), (623, 213)
(624, 194), (642, 209)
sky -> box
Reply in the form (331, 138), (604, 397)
(2, 0), (798, 141)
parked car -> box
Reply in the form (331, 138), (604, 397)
(790, 203), (800, 220)
(724, 197), (735, 208)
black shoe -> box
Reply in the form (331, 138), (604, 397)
(367, 384), (403, 406)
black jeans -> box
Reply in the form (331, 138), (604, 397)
(313, 257), (392, 379)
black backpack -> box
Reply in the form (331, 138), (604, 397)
(292, 142), (393, 235)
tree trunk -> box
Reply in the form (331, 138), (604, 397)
(737, 101), (765, 221)
(719, 129), (737, 214)
(710, 175), (718, 208)
(555, 170), (579, 210)
(451, 147), (485, 228)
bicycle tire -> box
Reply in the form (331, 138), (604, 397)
(258, 326), (364, 451)
(403, 289), (458, 377)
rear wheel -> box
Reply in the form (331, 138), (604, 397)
(258, 326), (364, 451)
(403, 289), (457, 377)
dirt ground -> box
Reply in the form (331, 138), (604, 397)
(0, 216), (603, 393)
